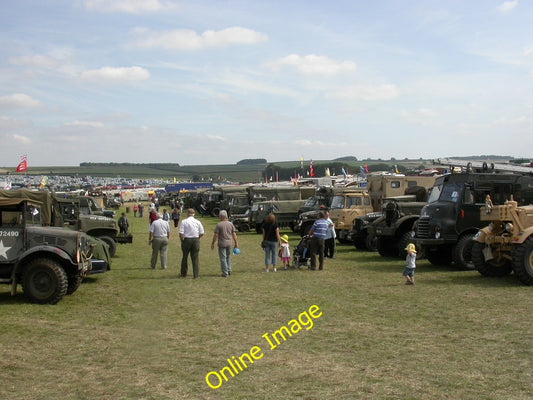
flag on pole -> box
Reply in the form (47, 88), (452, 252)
(38, 176), (47, 189)
(310, 160), (314, 177)
(395, 165), (399, 174)
(341, 167), (347, 180)
(360, 166), (366, 177)
(364, 163), (369, 173)
(16, 155), (27, 172)
(300, 156), (304, 169)
(325, 167), (330, 176)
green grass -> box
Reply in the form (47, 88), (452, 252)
(1, 205), (531, 400)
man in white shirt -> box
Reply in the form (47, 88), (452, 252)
(178, 208), (205, 278)
(148, 213), (171, 269)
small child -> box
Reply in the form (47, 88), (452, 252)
(279, 235), (291, 270)
(403, 243), (417, 285)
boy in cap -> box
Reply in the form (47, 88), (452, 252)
(403, 243), (417, 285)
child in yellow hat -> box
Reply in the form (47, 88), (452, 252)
(403, 243), (417, 285)
(279, 234), (291, 270)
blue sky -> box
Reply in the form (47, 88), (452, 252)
(1, 0), (532, 167)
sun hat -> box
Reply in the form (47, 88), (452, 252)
(280, 234), (289, 243)
(405, 243), (417, 253)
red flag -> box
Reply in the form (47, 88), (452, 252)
(310, 160), (315, 177)
(16, 155), (27, 172)
(364, 163), (369, 173)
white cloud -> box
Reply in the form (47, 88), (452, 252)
(64, 120), (105, 129)
(131, 27), (268, 50)
(326, 84), (399, 101)
(80, 66), (150, 82)
(13, 134), (32, 144)
(0, 94), (42, 108)
(497, 1), (519, 13)
(84, 0), (178, 13)
(268, 54), (357, 76)
(9, 55), (59, 69)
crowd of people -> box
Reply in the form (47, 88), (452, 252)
(139, 198), (414, 284)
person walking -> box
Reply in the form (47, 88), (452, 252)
(262, 213), (281, 272)
(211, 210), (239, 277)
(324, 210), (336, 258)
(308, 211), (328, 271)
(171, 207), (180, 228)
(148, 212), (171, 269)
(178, 208), (205, 278)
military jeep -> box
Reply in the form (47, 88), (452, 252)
(0, 198), (94, 304)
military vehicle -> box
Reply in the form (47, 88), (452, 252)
(328, 188), (373, 243)
(472, 197), (533, 285)
(0, 189), (126, 258)
(414, 161), (533, 269)
(367, 186), (432, 258)
(349, 174), (437, 251)
(0, 197), (95, 304)
(250, 200), (307, 233)
(197, 185), (249, 217)
(295, 187), (334, 236)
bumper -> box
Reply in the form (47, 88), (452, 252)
(88, 259), (108, 275)
(116, 234), (133, 244)
(414, 237), (457, 247)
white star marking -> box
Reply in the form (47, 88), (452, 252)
(0, 239), (12, 259)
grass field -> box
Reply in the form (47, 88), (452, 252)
(1, 206), (531, 400)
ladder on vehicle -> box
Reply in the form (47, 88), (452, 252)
(433, 158), (533, 174)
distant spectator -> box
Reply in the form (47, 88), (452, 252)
(171, 208), (180, 228)
(118, 212), (129, 234)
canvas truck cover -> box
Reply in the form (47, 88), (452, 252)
(0, 189), (56, 226)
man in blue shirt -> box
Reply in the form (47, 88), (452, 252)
(308, 211), (328, 270)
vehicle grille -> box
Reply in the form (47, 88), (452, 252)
(416, 217), (430, 238)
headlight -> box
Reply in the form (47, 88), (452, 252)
(504, 223), (513, 233)
(435, 232), (440, 239)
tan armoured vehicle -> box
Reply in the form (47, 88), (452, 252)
(471, 196), (533, 285)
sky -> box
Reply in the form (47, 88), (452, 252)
(1, 0), (533, 167)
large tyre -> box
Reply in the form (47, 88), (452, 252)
(376, 237), (397, 257)
(471, 241), (512, 277)
(453, 234), (475, 270)
(512, 236), (533, 285)
(353, 236), (367, 250)
(426, 246), (454, 266)
(211, 207), (220, 217)
(22, 258), (68, 304)
(365, 233), (377, 252)
(99, 235), (117, 257)
(238, 223), (250, 232)
(66, 274), (83, 295)
(397, 231), (423, 260)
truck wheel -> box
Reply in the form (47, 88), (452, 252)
(66, 274), (83, 295)
(353, 236), (366, 250)
(22, 258), (68, 304)
(365, 233), (377, 252)
(426, 246), (454, 266)
(99, 235), (117, 257)
(376, 237), (397, 257)
(512, 236), (533, 285)
(471, 242), (512, 277)
(453, 234), (475, 270)
(211, 207), (220, 217)
(398, 231), (423, 259)
(238, 223), (250, 232)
